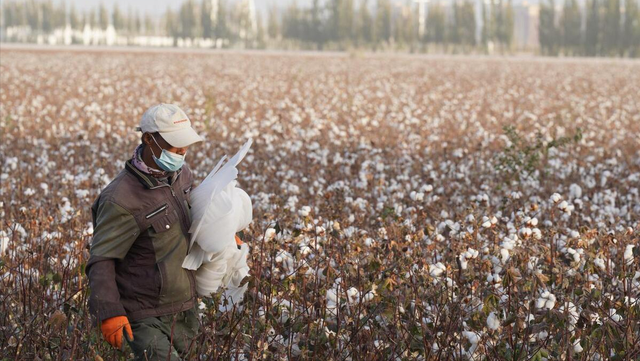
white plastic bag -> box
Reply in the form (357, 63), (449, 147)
(182, 140), (253, 307)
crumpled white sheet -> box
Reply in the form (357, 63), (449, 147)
(194, 242), (250, 311)
(182, 139), (253, 310)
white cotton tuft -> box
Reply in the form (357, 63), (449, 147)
(487, 312), (500, 330)
(624, 245), (635, 265)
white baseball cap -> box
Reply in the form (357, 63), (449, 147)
(136, 103), (204, 148)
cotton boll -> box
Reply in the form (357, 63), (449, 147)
(445, 277), (454, 287)
(500, 248), (510, 264)
(573, 339), (583, 353)
(361, 284), (377, 302)
(462, 331), (480, 345)
(487, 312), (500, 330)
(558, 201), (569, 211)
(558, 201), (575, 215)
(537, 291), (556, 310)
(275, 251), (285, 263)
(609, 309), (623, 322)
(526, 217), (539, 227)
(545, 297), (556, 310)
(487, 273), (501, 283)
(519, 227), (532, 239)
(422, 184), (434, 193)
(569, 184), (582, 199)
(326, 289), (338, 303)
(525, 313), (535, 323)
(298, 206), (312, 217)
(429, 262), (446, 277)
(346, 287), (359, 304)
(348, 214), (355, 224)
(299, 244), (313, 256)
(566, 248), (581, 263)
(537, 330), (549, 340)
(326, 289), (338, 313)
(532, 228), (542, 240)
(459, 248), (479, 270)
(264, 228), (276, 241)
(459, 256), (469, 270)
(550, 193), (563, 203)
(410, 191), (424, 202)
(0, 231), (9, 255)
(462, 331), (481, 354)
(559, 302), (580, 328)
(624, 245), (635, 265)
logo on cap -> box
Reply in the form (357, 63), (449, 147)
(174, 119), (188, 124)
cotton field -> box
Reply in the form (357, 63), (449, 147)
(1, 49), (639, 360)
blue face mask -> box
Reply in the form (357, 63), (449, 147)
(150, 135), (186, 172)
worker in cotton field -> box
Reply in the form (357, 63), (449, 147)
(85, 103), (204, 360)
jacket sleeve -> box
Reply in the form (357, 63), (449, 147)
(86, 199), (140, 323)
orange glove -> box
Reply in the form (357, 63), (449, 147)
(101, 315), (133, 350)
(235, 234), (243, 246)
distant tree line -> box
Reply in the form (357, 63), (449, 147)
(539, 0), (640, 57)
(272, 0), (517, 53)
(1, 0), (639, 57)
(1, 1), (151, 35)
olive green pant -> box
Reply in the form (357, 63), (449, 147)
(126, 306), (199, 361)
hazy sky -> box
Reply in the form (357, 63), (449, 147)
(52, 0), (306, 17)
(52, 0), (548, 18)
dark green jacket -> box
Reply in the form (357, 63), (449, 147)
(86, 159), (196, 323)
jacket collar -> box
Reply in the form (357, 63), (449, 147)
(125, 159), (181, 189)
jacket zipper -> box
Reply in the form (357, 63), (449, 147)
(145, 204), (168, 219)
(148, 171), (197, 298)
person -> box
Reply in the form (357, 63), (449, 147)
(86, 103), (204, 360)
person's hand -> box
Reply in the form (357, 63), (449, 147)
(101, 315), (133, 350)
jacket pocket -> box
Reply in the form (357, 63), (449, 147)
(151, 209), (179, 234)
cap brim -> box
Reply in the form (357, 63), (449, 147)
(160, 127), (204, 148)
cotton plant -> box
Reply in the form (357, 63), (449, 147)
(3, 51), (640, 359)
